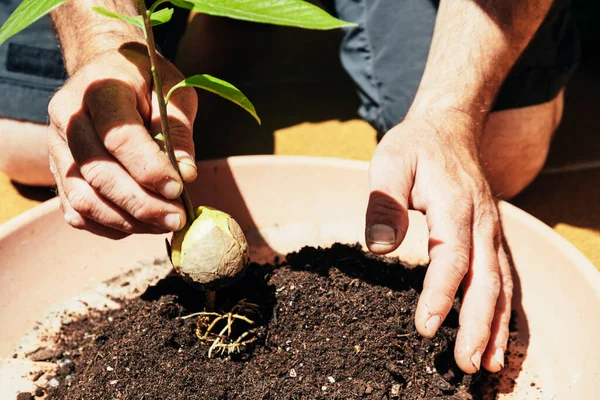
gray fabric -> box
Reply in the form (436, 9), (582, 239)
(0, 2), (66, 124)
(330, 0), (437, 135)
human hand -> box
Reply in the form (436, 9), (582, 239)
(47, 44), (198, 239)
(365, 116), (513, 374)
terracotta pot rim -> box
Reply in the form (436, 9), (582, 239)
(1, 155), (597, 293)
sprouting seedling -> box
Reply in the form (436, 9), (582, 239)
(0, 0), (355, 322)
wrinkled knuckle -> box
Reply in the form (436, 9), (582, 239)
(82, 161), (113, 192)
(135, 170), (161, 189)
(103, 124), (134, 157)
(448, 260), (469, 287)
(48, 88), (68, 115)
(128, 197), (155, 222)
(118, 142), (164, 187)
(47, 95), (61, 120)
(454, 243), (472, 271)
(66, 188), (94, 216)
(441, 291), (456, 310)
(455, 257), (470, 278)
(134, 153), (165, 187)
(48, 93), (69, 130)
(486, 272), (502, 301)
(88, 78), (131, 100)
(368, 192), (406, 218)
(128, 175), (158, 196)
(448, 192), (473, 218)
(502, 276), (514, 298)
(474, 206), (500, 236)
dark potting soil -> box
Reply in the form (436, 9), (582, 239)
(36, 243), (506, 399)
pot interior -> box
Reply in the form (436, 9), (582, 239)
(0, 156), (598, 399)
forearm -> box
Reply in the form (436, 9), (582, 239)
(50, 0), (145, 73)
(408, 0), (554, 140)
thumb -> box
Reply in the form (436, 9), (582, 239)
(152, 81), (198, 183)
(365, 143), (414, 254)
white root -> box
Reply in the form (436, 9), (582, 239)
(193, 299), (259, 358)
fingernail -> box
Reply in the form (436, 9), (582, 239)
(163, 213), (182, 231)
(178, 156), (197, 169)
(425, 315), (441, 336)
(471, 350), (482, 371)
(367, 224), (396, 245)
(161, 179), (182, 199)
(493, 347), (505, 368)
(178, 158), (198, 181)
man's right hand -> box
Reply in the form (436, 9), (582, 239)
(48, 45), (198, 239)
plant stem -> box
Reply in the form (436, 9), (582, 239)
(206, 291), (216, 311)
(135, 0), (195, 224)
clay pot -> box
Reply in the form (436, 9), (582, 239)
(1, 156), (598, 398)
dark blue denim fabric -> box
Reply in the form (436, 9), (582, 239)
(0, 2), (66, 124)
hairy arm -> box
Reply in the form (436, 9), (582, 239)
(46, 0), (198, 239)
(408, 0), (554, 139)
(366, 0), (556, 374)
(50, 0), (145, 73)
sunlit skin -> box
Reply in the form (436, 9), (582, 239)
(0, 0), (558, 374)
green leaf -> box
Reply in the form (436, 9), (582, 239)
(155, 133), (165, 141)
(0, 0), (69, 47)
(92, 7), (174, 29)
(92, 7), (144, 28)
(168, 0), (356, 30)
(167, 75), (260, 124)
(150, 7), (175, 26)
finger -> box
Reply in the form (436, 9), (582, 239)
(454, 205), (502, 374)
(49, 96), (121, 238)
(84, 80), (184, 199)
(414, 197), (472, 340)
(48, 125), (168, 236)
(481, 239), (513, 372)
(151, 70), (198, 183)
(67, 113), (186, 231)
(49, 143), (130, 240)
(365, 141), (414, 254)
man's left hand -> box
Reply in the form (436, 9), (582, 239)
(365, 116), (513, 373)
